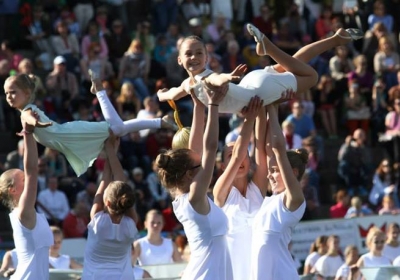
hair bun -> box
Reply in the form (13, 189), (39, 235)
(295, 148), (309, 165)
(117, 193), (135, 212)
(156, 153), (170, 169)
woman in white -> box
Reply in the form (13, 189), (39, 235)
(82, 135), (138, 280)
(383, 223), (400, 262)
(155, 83), (235, 280)
(0, 117), (53, 280)
(213, 93), (272, 279)
(132, 209), (182, 265)
(251, 104), (307, 280)
(313, 235), (344, 279)
(357, 227), (392, 273)
(335, 245), (359, 280)
(303, 235), (328, 275)
(49, 226), (82, 269)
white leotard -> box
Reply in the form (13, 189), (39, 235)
(9, 210), (53, 280)
(173, 193), (233, 280)
(222, 182), (263, 280)
(137, 237), (174, 265)
(49, 254), (71, 269)
(82, 211), (138, 280)
(251, 192), (305, 280)
(184, 66), (297, 113)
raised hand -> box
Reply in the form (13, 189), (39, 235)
(20, 110), (52, 129)
(241, 96), (263, 121)
(105, 130), (120, 154)
(229, 64), (248, 81)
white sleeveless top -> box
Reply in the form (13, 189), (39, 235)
(251, 192), (305, 280)
(173, 193), (233, 280)
(304, 252), (321, 268)
(49, 254), (71, 269)
(314, 255), (344, 277)
(361, 252), (392, 267)
(222, 182), (263, 280)
(184, 66), (297, 113)
(82, 211), (138, 280)
(9, 210), (53, 280)
(137, 237), (173, 265)
(382, 244), (400, 262)
(23, 104), (109, 176)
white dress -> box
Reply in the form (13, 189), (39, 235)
(184, 66), (297, 113)
(137, 237), (174, 265)
(382, 244), (400, 262)
(251, 192), (305, 280)
(222, 182), (263, 280)
(23, 104), (109, 176)
(49, 254), (71, 269)
(9, 210), (53, 280)
(173, 193), (233, 280)
(82, 211), (138, 280)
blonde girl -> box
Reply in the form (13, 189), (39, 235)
(303, 235), (329, 275)
(4, 73), (174, 176)
(49, 226), (82, 269)
(335, 245), (359, 280)
(116, 81), (141, 119)
(383, 223), (400, 262)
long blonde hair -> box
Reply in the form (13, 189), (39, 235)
(117, 82), (139, 104)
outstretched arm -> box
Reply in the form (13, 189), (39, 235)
(90, 155), (111, 219)
(189, 85), (227, 214)
(213, 97), (263, 207)
(18, 121), (39, 230)
(267, 104), (304, 211)
(157, 82), (188, 102)
(188, 90), (206, 155)
(203, 64), (247, 87)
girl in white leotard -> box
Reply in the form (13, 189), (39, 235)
(0, 117), (53, 280)
(4, 74), (175, 176)
(157, 25), (363, 114)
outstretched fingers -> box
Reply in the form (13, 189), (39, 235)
(230, 64), (248, 81)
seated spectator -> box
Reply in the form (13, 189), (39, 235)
(220, 39), (245, 73)
(374, 36), (400, 89)
(131, 21), (155, 56)
(76, 181), (97, 213)
(105, 20), (131, 72)
(302, 136), (320, 174)
(4, 139), (23, 170)
(147, 160), (169, 210)
(344, 78), (371, 135)
(53, 6), (80, 37)
(335, 245), (359, 280)
(379, 194), (400, 215)
(116, 82), (141, 120)
(356, 227), (391, 276)
(344, 196), (374, 218)
(330, 45), (354, 92)
(205, 13), (228, 44)
(369, 158), (398, 208)
(272, 21), (301, 56)
(313, 235), (344, 278)
(382, 98), (400, 163)
(252, 4), (274, 39)
(118, 39), (150, 102)
(330, 189), (350, 218)
(279, 3), (307, 44)
(348, 55), (374, 100)
(337, 129), (372, 194)
(49, 226), (83, 269)
(62, 200), (90, 238)
(81, 21), (108, 59)
(303, 235), (328, 275)
(42, 148), (68, 178)
(313, 74), (339, 138)
(367, 0), (394, 33)
(301, 170), (320, 220)
(285, 100), (317, 139)
(371, 75), (388, 144)
(132, 209), (182, 266)
(37, 176), (70, 226)
(282, 120), (302, 150)
(153, 34), (173, 67)
(383, 223), (400, 262)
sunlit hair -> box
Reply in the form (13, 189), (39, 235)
(0, 169), (20, 210)
(5, 74), (37, 104)
(309, 235), (328, 254)
(117, 82), (138, 104)
(366, 226), (385, 248)
(127, 39), (143, 53)
(179, 35), (206, 55)
(105, 181), (136, 215)
(156, 149), (195, 191)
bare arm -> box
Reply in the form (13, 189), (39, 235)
(0, 251), (14, 275)
(131, 241), (141, 265)
(189, 86), (227, 214)
(213, 97), (263, 207)
(18, 121), (38, 229)
(188, 91), (205, 155)
(252, 104), (268, 195)
(267, 105), (304, 211)
(90, 158), (111, 219)
(172, 243), (183, 263)
(104, 136), (125, 181)
(20, 109), (52, 128)
(157, 84), (188, 102)
(203, 64), (247, 87)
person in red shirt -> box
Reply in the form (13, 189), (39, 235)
(252, 4), (275, 39)
(330, 189), (351, 218)
(62, 200), (90, 238)
(145, 128), (172, 160)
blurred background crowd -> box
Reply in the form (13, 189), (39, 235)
(0, 0), (399, 260)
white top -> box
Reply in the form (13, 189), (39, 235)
(82, 211), (138, 280)
(393, 255), (400, 266)
(137, 237), (173, 265)
(49, 254), (71, 269)
(9, 210), (53, 280)
(335, 263), (350, 279)
(10, 248), (18, 267)
(304, 252), (321, 268)
(383, 244), (400, 262)
(222, 182), (263, 280)
(314, 255), (344, 277)
(361, 252), (392, 267)
(23, 104), (109, 176)
(184, 66), (297, 113)
(251, 192), (305, 280)
(37, 189), (70, 220)
(173, 193), (233, 280)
